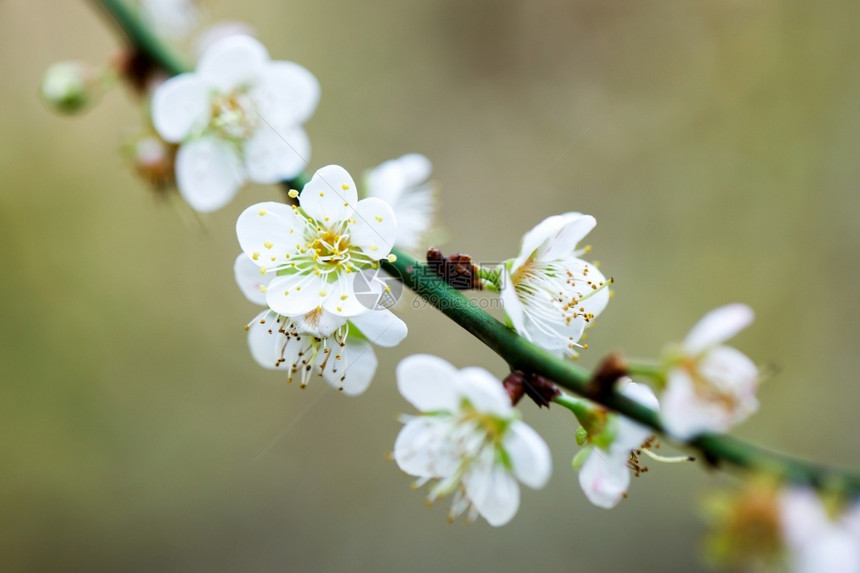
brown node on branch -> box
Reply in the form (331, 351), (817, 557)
(114, 50), (165, 95)
(586, 353), (630, 399)
(426, 248), (480, 290)
(503, 370), (561, 408)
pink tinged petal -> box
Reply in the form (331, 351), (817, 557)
(349, 309), (407, 348)
(247, 311), (296, 370)
(456, 368), (514, 417)
(394, 417), (460, 479)
(578, 448), (631, 509)
(464, 463), (521, 527)
(251, 61), (320, 126)
(300, 165), (359, 224)
(538, 214), (597, 261)
(321, 337), (377, 396)
(660, 370), (732, 440)
(683, 303), (754, 355)
(244, 125), (310, 184)
(175, 137), (245, 212)
(236, 201), (305, 269)
(151, 74), (210, 142)
(397, 354), (461, 412)
(779, 488), (833, 548)
(197, 34), (268, 91)
(503, 421), (551, 489)
(234, 253), (270, 306)
(349, 197), (398, 258)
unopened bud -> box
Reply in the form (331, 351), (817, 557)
(41, 61), (99, 115)
(126, 133), (177, 189)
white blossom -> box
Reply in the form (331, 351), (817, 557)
(500, 213), (610, 359)
(140, 0), (201, 41)
(152, 34), (318, 211)
(236, 165), (397, 319)
(393, 355), (551, 526)
(235, 255), (406, 395)
(363, 154), (435, 251)
(660, 304), (759, 440)
(780, 488), (860, 573)
(575, 381), (659, 509)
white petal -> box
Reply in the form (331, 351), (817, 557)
(247, 311), (295, 370)
(566, 258), (611, 320)
(500, 268), (528, 333)
(151, 74), (209, 142)
(683, 303), (754, 355)
(300, 165), (360, 224)
(779, 488), (833, 548)
(175, 137), (245, 212)
(698, 346), (759, 400)
(660, 370), (731, 440)
(464, 462), (520, 526)
(613, 380), (659, 450)
(539, 214), (597, 261)
(321, 337), (377, 395)
(234, 253), (270, 306)
(790, 529), (860, 573)
(503, 421), (551, 489)
(394, 416), (460, 479)
(236, 201), (305, 270)
(292, 308), (347, 338)
(349, 197), (398, 258)
(265, 273), (328, 318)
(197, 34), (268, 91)
(244, 125), (310, 183)
(365, 153), (432, 204)
(456, 367), (513, 417)
(320, 273), (371, 318)
(397, 354), (461, 412)
(578, 448), (631, 509)
(349, 309), (407, 348)
(514, 212), (591, 269)
(251, 61), (320, 126)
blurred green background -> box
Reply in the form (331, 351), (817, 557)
(2, 0), (860, 571)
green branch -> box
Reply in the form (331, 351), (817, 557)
(89, 0), (860, 497)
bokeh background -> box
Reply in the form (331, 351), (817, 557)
(2, 0), (860, 571)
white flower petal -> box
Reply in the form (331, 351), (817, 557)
(464, 462), (520, 527)
(500, 268), (528, 333)
(578, 448), (631, 509)
(791, 529), (860, 573)
(504, 421), (551, 489)
(660, 370), (730, 440)
(397, 354), (461, 412)
(614, 381), (659, 450)
(349, 197), (398, 258)
(244, 125), (310, 184)
(236, 201), (305, 269)
(319, 273), (370, 318)
(456, 367), (513, 417)
(539, 214), (597, 261)
(300, 165), (360, 224)
(394, 416), (460, 479)
(698, 346), (759, 400)
(321, 337), (377, 395)
(779, 488), (833, 548)
(247, 311), (297, 370)
(514, 212), (591, 269)
(683, 303), (754, 355)
(175, 137), (245, 212)
(252, 61), (320, 126)
(151, 74), (209, 142)
(292, 308), (347, 338)
(364, 155), (434, 250)
(197, 34), (268, 91)
(234, 253), (270, 306)
(566, 258), (611, 319)
(349, 309), (407, 348)
(265, 273), (328, 318)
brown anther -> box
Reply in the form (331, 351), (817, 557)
(586, 353), (630, 399)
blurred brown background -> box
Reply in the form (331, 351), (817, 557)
(2, 0), (859, 571)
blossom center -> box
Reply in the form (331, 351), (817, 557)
(209, 90), (258, 139)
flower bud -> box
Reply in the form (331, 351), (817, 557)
(41, 61), (100, 115)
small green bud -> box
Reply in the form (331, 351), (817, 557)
(575, 425), (588, 446)
(41, 61), (99, 115)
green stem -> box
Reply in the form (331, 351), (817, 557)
(90, 0), (860, 497)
